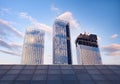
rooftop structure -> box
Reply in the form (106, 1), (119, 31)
(75, 33), (102, 65)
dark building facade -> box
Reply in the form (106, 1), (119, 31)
(53, 19), (72, 64)
(75, 33), (102, 65)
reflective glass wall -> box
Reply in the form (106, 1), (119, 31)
(76, 45), (102, 64)
(76, 33), (102, 65)
(53, 19), (72, 64)
(22, 27), (45, 64)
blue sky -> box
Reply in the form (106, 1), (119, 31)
(0, 0), (120, 64)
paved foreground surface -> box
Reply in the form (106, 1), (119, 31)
(0, 65), (120, 84)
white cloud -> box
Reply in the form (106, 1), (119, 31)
(19, 12), (36, 22)
(0, 19), (24, 38)
(102, 43), (120, 56)
(97, 36), (102, 41)
(0, 19), (23, 57)
(57, 12), (79, 28)
(0, 49), (21, 56)
(102, 44), (120, 52)
(19, 12), (52, 33)
(9, 42), (23, 48)
(0, 39), (22, 56)
(0, 8), (11, 15)
(51, 5), (61, 14)
(110, 34), (118, 39)
(51, 5), (79, 28)
(0, 38), (22, 50)
(0, 39), (11, 49)
(1, 8), (11, 13)
(105, 51), (120, 56)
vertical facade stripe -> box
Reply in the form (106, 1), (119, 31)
(53, 19), (72, 64)
(22, 27), (45, 64)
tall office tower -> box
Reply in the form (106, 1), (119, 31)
(22, 26), (45, 64)
(75, 33), (102, 65)
(53, 19), (72, 64)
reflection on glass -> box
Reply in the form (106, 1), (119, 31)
(22, 26), (45, 64)
(53, 19), (72, 64)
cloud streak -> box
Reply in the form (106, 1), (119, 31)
(19, 12), (52, 33)
(110, 34), (118, 39)
(0, 8), (11, 16)
(105, 51), (120, 56)
(0, 40), (22, 57)
(0, 39), (22, 50)
(102, 43), (120, 56)
(9, 42), (23, 48)
(0, 49), (21, 56)
(0, 39), (12, 49)
(19, 12), (36, 22)
(0, 19), (24, 38)
(51, 5), (61, 14)
(102, 44), (120, 52)
(0, 19), (23, 56)
(57, 12), (80, 28)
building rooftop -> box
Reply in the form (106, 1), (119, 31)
(0, 65), (120, 84)
(75, 33), (98, 47)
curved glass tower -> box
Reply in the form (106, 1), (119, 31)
(53, 19), (72, 64)
(22, 26), (45, 64)
(75, 33), (102, 65)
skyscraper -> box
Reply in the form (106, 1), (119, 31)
(75, 33), (102, 65)
(22, 26), (45, 64)
(53, 19), (72, 64)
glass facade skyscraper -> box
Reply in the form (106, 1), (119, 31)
(22, 26), (45, 64)
(53, 19), (72, 64)
(75, 33), (102, 65)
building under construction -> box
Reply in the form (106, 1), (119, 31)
(75, 33), (102, 65)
